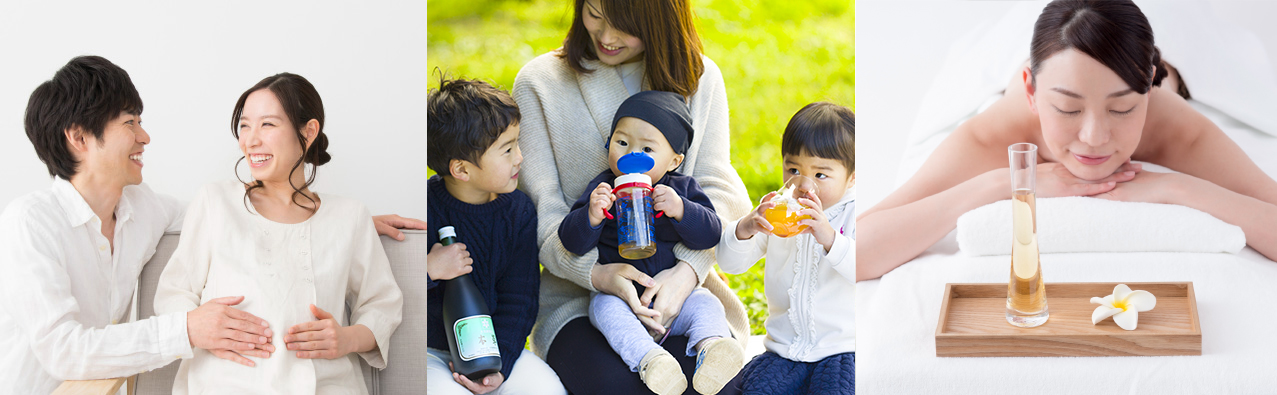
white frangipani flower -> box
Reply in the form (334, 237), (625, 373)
(1091, 284), (1157, 330)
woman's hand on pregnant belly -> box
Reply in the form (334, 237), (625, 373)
(188, 296), (275, 367)
(286, 304), (377, 359)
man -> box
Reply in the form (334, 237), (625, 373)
(0, 56), (422, 393)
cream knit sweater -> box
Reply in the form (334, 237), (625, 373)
(513, 51), (754, 358)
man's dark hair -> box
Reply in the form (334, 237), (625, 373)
(24, 55), (144, 180)
(782, 102), (855, 174)
(427, 73), (520, 176)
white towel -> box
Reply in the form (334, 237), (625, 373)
(957, 196), (1246, 256)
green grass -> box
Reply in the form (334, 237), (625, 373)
(428, 0), (854, 335)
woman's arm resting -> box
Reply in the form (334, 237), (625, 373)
(856, 169), (1006, 280)
(334, 209), (404, 367)
(1129, 90), (1277, 259)
(1101, 172), (1277, 260)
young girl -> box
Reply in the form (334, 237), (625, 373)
(718, 103), (856, 395)
(155, 73), (403, 394)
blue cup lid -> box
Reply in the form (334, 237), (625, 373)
(616, 152), (655, 174)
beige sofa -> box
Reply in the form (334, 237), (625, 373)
(55, 230), (429, 395)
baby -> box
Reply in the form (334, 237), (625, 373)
(557, 90), (743, 395)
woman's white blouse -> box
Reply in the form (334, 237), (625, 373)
(156, 181), (403, 394)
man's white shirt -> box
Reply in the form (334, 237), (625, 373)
(0, 178), (193, 393)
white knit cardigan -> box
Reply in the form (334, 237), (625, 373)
(513, 51), (754, 358)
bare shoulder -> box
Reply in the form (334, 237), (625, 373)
(961, 96), (1040, 150)
(937, 76), (1042, 180)
(949, 64), (1043, 152)
(1137, 85), (1277, 203)
(868, 77), (1038, 214)
(1135, 86), (1211, 162)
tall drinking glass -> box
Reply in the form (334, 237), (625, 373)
(1006, 143), (1049, 327)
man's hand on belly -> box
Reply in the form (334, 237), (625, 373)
(188, 296), (276, 367)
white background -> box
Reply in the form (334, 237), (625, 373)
(0, 1), (427, 219)
(856, 1), (1277, 212)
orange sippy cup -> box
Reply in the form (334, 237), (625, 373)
(763, 175), (819, 238)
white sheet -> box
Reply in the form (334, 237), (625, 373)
(861, 1), (1277, 393)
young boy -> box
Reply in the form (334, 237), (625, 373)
(557, 90), (743, 395)
(426, 77), (564, 395)
(717, 102), (856, 395)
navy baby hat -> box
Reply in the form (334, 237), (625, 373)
(607, 90), (694, 155)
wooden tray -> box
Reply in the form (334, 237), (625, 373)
(935, 282), (1200, 357)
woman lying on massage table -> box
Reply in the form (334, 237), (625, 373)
(857, 0), (1277, 280)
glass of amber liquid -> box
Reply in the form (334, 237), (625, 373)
(1006, 143), (1049, 327)
(763, 175), (819, 238)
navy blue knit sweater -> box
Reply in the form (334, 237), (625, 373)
(558, 170), (721, 281)
(427, 175), (538, 380)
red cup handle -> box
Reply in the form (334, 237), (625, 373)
(608, 183), (663, 219)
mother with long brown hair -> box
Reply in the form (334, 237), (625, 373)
(513, 0), (753, 393)
(858, 0), (1277, 280)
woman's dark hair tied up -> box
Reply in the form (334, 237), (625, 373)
(230, 72), (329, 212)
(1030, 0), (1167, 95)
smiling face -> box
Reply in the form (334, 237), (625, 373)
(783, 153), (853, 211)
(609, 117), (683, 182)
(582, 0), (645, 66)
(81, 111), (149, 186)
(1028, 49), (1150, 181)
(237, 89), (312, 184)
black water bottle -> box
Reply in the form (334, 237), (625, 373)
(438, 226), (502, 381)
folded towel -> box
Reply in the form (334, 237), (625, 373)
(957, 196), (1246, 256)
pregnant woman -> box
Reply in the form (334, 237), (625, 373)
(513, 0), (754, 393)
(155, 73), (403, 394)
(858, 0), (1277, 280)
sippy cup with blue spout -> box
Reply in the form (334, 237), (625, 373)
(610, 152), (661, 260)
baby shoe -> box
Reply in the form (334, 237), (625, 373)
(639, 348), (687, 395)
(692, 337), (745, 394)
